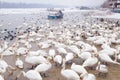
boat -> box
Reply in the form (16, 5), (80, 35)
(48, 10), (63, 19)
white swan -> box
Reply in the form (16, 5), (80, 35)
(61, 59), (80, 80)
(82, 55), (98, 68)
(78, 52), (91, 61)
(117, 54), (120, 60)
(80, 73), (96, 80)
(57, 47), (67, 55)
(49, 49), (56, 59)
(0, 75), (4, 80)
(28, 51), (40, 56)
(15, 57), (24, 69)
(16, 47), (28, 56)
(38, 42), (51, 49)
(2, 41), (8, 50)
(101, 43), (110, 49)
(0, 59), (8, 74)
(94, 37), (106, 45)
(1, 49), (14, 56)
(65, 52), (74, 63)
(25, 55), (48, 68)
(96, 61), (108, 77)
(48, 31), (55, 39)
(54, 55), (62, 66)
(83, 43), (96, 52)
(99, 53), (120, 65)
(18, 39), (27, 44)
(68, 45), (80, 56)
(37, 50), (48, 57)
(71, 63), (87, 75)
(35, 61), (52, 77)
(28, 38), (35, 43)
(25, 41), (32, 49)
(0, 59), (15, 74)
(18, 33), (27, 39)
(17, 70), (42, 80)
(29, 31), (37, 37)
(99, 49), (116, 56)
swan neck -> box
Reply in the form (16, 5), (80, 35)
(62, 59), (66, 70)
(22, 71), (26, 76)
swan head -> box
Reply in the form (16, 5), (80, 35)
(71, 63), (76, 67)
(80, 72), (88, 78)
(97, 61), (101, 66)
(47, 56), (54, 63)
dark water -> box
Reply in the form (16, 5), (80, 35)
(0, 11), (87, 30)
(0, 10), (97, 42)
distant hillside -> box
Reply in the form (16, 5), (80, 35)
(0, 2), (66, 8)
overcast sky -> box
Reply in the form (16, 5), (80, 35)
(1, 0), (107, 7)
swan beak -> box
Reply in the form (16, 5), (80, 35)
(80, 77), (83, 80)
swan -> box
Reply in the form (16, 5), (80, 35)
(82, 43), (96, 52)
(0, 59), (8, 74)
(2, 41), (8, 50)
(29, 31), (37, 37)
(57, 47), (67, 55)
(61, 59), (80, 80)
(66, 38), (75, 45)
(101, 43), (110, 49)
(116, 39), (120, 44)
(96, 61), (108, 77)
(18, 33), (27, 39)
(65, 53), (74, 63)
(48, 31), (55, 39)
(74, 35), (81, 41)
(99, 49), (116, 56)
(28, 51), (40, 56)
(36, 37), (41, 41)
(68, 45), (80, 56)
(54, 55), (62, 66)
(28, 38), (35, 43)
(25, 55), (48, 68)
(49, 49), (56, 59)
(94, 37), (106, 45)
(15, 57), (24, 69)
(25, 41), (32, 49)
(78, 52), (91, 61)
(1, 49), (14, 56)
(35, 61), (52, 77)
(117, 54), (120, 61)
(0, 75), (4, 80)
(99, 53), (120, 65)
(80, 73), (96, 80)
(18, 39), (27, 44)
(38, 42), (51, 49)
(16, 47), (28, 56)
(74, 41), (85, 47)
(37, 50), (48, 57)
(0, 59), (15, 74)
(53, 41), (66, 48)
(16, 70), (42, 80)
(71, 63), (87, 75)
(82, 54), (98, 69)
(86, 36), (97, 42)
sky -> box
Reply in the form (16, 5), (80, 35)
(1, 0), (107, 7)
